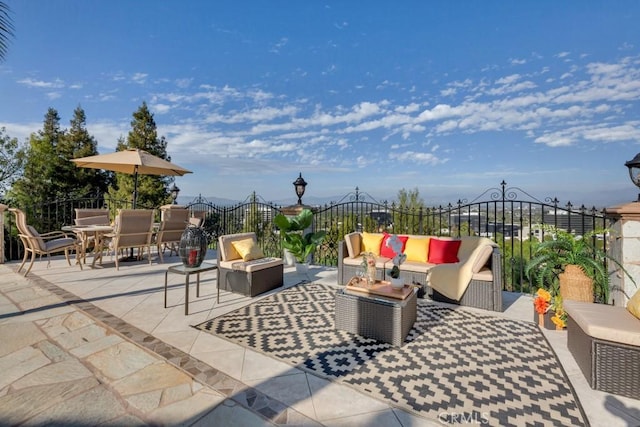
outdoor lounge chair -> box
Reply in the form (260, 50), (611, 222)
(217, 232), (283, 297)
(107, 209), (155, 270)
(9, 207), (82, 276)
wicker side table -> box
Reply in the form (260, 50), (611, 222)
(335, 288), (417, 347)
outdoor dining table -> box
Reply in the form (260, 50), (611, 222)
(63, 225), (114, 267)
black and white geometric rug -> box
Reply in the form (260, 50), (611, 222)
(193, 282), (588, 426)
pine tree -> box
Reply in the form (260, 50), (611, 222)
(61, 106), (110, 198)
(11, 108), (64, 206)
(108, 102), (172, 208)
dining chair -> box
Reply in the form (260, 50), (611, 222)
(107, 209), (155, 270)
(74, 208), (110, 226)
(155, 219), (189, 262)
(9, 207), (82, 276)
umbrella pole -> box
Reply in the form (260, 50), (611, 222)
(123, 170), (138, 261)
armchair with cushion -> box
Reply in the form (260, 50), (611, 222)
(217, 232), (283, 297)
(10, 207), (82, 276)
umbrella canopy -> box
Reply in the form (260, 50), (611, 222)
(71, 148), (192, 208)
(71, 148), (192, 176)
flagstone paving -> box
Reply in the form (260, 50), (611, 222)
(0, 266), (282, 426)
(1, 252), (640, 426)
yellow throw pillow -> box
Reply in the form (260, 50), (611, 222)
(361, 232), (384, 256)
(231, 238), (264, 261)
(627, 288), (640, 320)
(404, 237), (430, 263)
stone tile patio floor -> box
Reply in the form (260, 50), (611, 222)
(1, 250), (640, 426)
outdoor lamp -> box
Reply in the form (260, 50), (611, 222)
(625, 153), (640, 201)
(170, 183), (180, 204)
(293, 173), (307, 205)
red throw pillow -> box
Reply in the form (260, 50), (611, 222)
(428, 238), (461, 264)
(380, 233), (409, 258)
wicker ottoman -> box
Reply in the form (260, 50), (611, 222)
(334, 288), (417, 347)
(564, 300), (640, 400)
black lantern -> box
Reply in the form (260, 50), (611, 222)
(625, 153), (640, 201)
(170, 183), (180, 204)
(293, 173), (307, 205)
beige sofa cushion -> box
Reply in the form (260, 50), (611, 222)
(564, 300), (640, 347)
(220, 257), (283, 273)
(471, 244), (493, 273)
(344, 232), (361, 258)
(343, 255), (390, 269)
(428, 237), (498, 301)
(219, 232), (256, 262)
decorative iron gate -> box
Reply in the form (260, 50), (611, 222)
(310, 181), (608, 294)
(3, 181), (609, 295)
(186, 193), (283, 258)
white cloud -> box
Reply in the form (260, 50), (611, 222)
(131, 73), (148, 84)
(17, 78), (65, 88)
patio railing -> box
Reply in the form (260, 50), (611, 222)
(2, 181), (610, 294)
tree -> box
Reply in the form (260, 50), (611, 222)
(10, 108), (64, 207)
(61, 106), (110, 198)
(107, 102), (172, 208)
(0, 127), (25, 196)
(0, 2), (13, 62)
(394, 187), (426, 234)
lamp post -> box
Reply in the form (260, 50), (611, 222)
(170, 183), (180, 205)
(625, 153), (640, 202)
(293, 173), (307, 205)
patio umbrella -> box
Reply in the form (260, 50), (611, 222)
(71, 148), (192, 208)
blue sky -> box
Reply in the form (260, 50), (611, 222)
(2, 1), (640, 207)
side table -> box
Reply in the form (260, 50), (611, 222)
(335, 286), (417, 347)
(164, 261), (218, 315)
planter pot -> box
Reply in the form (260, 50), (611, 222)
(295, 262), (309, 274)
(390, 277), (404, 290)
(283, 249), (296, 266)
(533, 310), (564, 330)
(559, 264), (594, 303)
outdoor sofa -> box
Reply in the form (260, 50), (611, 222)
(338, 232), (502, 311)
(564, 299), (640, 400)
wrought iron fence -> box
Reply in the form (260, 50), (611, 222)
(2, 181), (609, 295)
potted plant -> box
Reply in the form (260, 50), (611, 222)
(525, 226), (634, 305)
(274, 209), (327, 273)
(386, 234), (407, 289)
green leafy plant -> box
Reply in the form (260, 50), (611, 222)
(274, 209), (327, 263)
(525, 226), (634, 304)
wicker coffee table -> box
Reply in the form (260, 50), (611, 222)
(335, 279), (417, 347)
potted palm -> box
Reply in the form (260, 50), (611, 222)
(525, 226), (634, 304)
(274, 209), (327, 273)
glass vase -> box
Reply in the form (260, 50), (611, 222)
(179, 225), (208, 268)
(367, 265), (377, 286)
